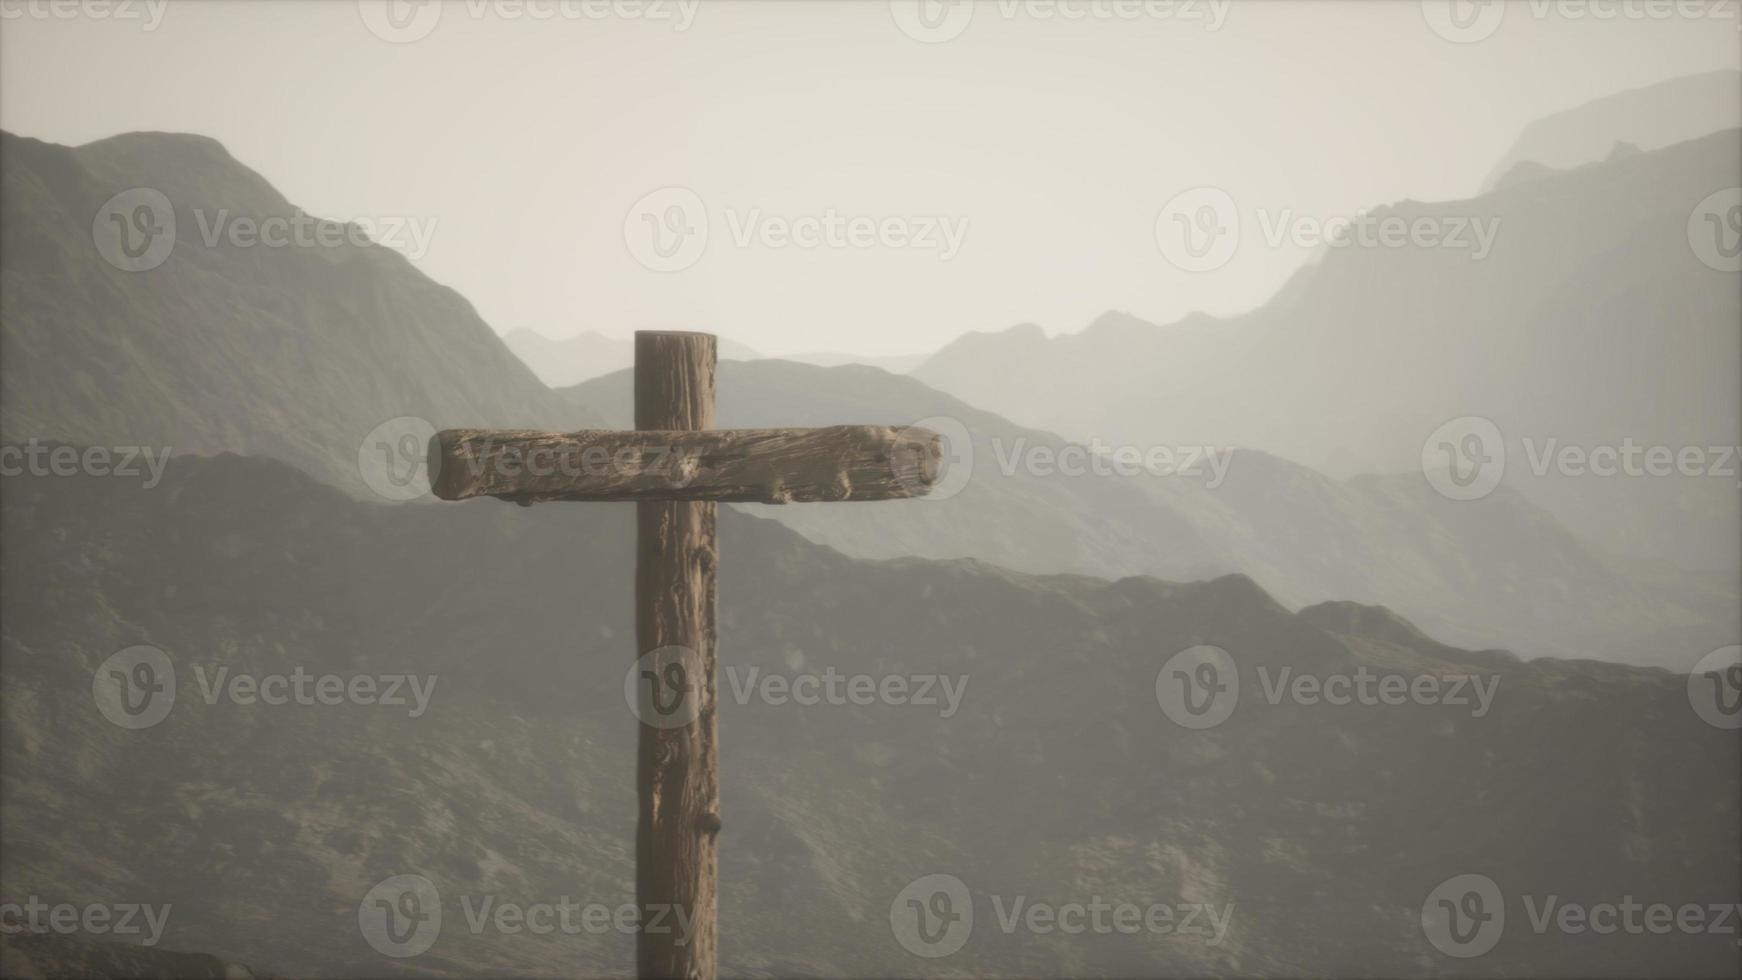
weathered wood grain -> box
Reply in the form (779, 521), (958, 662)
(428, 425), (941, 504)
(634, 331), (719, 980)
(426, 329), (943, 980)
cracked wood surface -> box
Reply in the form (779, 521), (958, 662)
(635, 331), (718, 980)
(428, 425), (941, 504)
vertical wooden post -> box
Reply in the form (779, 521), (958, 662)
(634, 331), (719, 980)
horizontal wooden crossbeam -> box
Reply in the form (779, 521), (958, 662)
(429, 425), (941, 504)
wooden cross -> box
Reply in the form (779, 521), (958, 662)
(428, 331), (941, 979)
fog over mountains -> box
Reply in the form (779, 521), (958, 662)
(1481, 69), (1739, 191)
(914, 124), (1741, 574)
(0, 66), (1737, 979)
(565, 359), (1734, 669)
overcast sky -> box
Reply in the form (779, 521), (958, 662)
(3, 1), (1737, 355)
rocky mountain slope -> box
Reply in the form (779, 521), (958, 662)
(2, 456), (1736, 978)
(0, 131), (592, 499)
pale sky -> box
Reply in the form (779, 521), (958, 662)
(2, 1), (1737, 356)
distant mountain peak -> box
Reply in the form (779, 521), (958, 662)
(1481, 69), (1741, 192)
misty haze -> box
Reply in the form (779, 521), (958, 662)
(0, 2), (1738, 978)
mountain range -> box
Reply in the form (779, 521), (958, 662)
(504, 326), (926, 388)
(2, 452), (1735, 978)
(0, 73), (1738, 978)
(1482, 69), (1740, 191)
(565, 359), (1736, 669)
(913, 127), (1741, 574)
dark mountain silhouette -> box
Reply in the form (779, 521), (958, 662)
(2, 455), (1735, 978)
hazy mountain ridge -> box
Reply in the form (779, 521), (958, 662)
(504, 327), (763, 388)
(2, 455), (1735, 977)
(915, 127), (1742, 572)
(1480, 69), (1741, 192)
(0, 130), (593, 499)
(505, 324), (927, 387)
(566, 360), (1737, 668)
